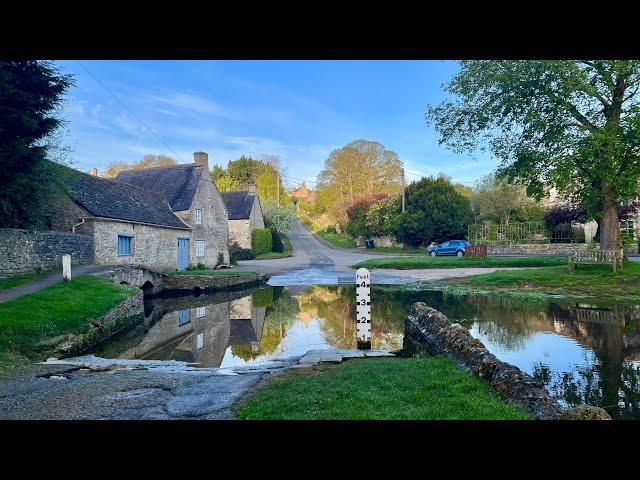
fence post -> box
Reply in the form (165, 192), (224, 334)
(62, 254), (71, 281)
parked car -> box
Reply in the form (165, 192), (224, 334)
(427, 240), (472, 257)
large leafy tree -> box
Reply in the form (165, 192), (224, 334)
(0, 61), (73, 228)
(316, 139), (403, 222)
(102, 154), (177, 178)
(427, 61), (640, 250)
(395, 176), (473, 246)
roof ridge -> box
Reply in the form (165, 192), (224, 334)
(116, 163), (197, 175)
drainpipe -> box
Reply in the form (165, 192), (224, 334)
(72, 218), (86, 233)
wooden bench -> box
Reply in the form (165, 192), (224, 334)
(568, 249), (623, 272)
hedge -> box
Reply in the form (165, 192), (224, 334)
(252, 228), (273, 255)
(271, 229), (284, 253)
(230, 242), (255, 261)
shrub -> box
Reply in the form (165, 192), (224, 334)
(271, 229), (284, 253)
(621, 233), (635, 245)
(252, 228), (273, 255)
(196, 262), (207, 270)
(230, 242), (255, 261)
(252, 287), (274, 308)
(217, 252), (225, 265)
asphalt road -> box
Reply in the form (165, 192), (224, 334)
(237, 221), (528, 285)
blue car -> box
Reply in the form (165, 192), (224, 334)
(427, 240), (472, 257)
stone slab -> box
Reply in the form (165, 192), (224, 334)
(319, 354), (342, 363)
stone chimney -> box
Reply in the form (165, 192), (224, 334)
(91, 167), (98, 176)
(193, 151), (209, 171)
(248, 184), (257, 193)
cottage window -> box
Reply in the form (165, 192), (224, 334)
(196, 307), (206, 318)
(117, 234), (133, 255)
(195, 208), (202, 225)
(196, 239), (205, 257)
(196, 333), (204, 350)
(178, 309), (190, 326)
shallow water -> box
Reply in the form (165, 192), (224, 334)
(90, 285), (640, 419)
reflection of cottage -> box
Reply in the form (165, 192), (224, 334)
(229, 295), (266, 352)
(220, 185), (265, 249)
(288, 181), (315, 203)
(49, 164), (192, 272)
(115, 152), (230, 268)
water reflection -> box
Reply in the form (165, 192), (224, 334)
(91, 285), (640, 419)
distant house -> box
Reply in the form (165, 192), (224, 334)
(220, 185), (265, 249)
(49, 165), (192, 272)
(115, 152), (230, 268)
(288, 181), (315, 203)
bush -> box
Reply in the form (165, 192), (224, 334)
(217, 252), (225, 265)
(252, 228), (273, 255)
(621, 233), (635, 245)
(271, 229), (284, 253)
(252, 287), (274, 308)
(230, 241), (255, 261)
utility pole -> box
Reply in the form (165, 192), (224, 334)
(401, 168), (406, 252)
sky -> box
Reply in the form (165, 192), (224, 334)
(55, 60), (497, 189)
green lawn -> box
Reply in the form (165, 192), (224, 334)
(455, 260), (640, 299)
(0, 275), (137, 373)
(353, 255), (568, 270)
(167, 270), (258, 277)
(316, 230), (357, 248)
(236, 357), (530, 420)
(0, 268), (51, 290)
(368, 246), (425, 254)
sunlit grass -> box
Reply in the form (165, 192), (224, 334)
(236, 357), (530, 420)
(0, 276), (136, 373)
(354, 255), (567, 269)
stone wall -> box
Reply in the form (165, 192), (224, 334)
(402, 302), (611, 420)
(228, 219), (252, 249)
(0, 228), (94, 278)
(370, 235), (401, 248)
(487, 243), (638, 255)
(85, 218), (188, 272)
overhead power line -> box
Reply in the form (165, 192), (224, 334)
(77, 61), (187, 164)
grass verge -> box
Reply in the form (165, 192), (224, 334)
(300, 216), (357, 248)
(167, 270), (258, 277)
(0, 275), (137, 374)
(0, 268), (51, 290)
(446, 260), (640, 300)
(353, 255), (568, 270)
(236, 357), (530, 420)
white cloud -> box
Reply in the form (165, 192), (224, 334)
(147, 91), (242, 120)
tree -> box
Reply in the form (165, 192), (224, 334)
(366, 195), (402, 238)
(394, 176), (473, 246)
(102, 154), (177, 178)
(225, 154), (288, 203)
(0, 61), (73, 228)
(427, 60), (640, 250)
(345, 194), (389, 238)
(262, 200), (297, 233)
(471, 173), (542, 224)
(316, 139), (403, 222)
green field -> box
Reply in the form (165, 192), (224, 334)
(0, 276), (137, 373)
(456, 260), (640, 299)
(236, 357), (530, 420)
(353, 255), (568, 270)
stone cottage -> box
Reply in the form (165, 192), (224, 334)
(220, 185), (265, 249)
(49, 164), (193, 272)
(115, 152), (230, 267)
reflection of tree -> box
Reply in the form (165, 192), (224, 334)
(257, 288), (300, 355)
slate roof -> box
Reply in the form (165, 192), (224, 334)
(220, 191), (256, 220)
(68, 169), (189, 229)
(114, 164), (202, 211)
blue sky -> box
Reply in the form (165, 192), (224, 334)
(56, 60), (496, 189)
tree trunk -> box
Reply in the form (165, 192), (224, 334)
(600, 185), (621, 250)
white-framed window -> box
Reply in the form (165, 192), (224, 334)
(195, 208), (202, 225)
(196, 333), (204, 350)
(196, 307), (206, 318)
(196, 239), (205, 257)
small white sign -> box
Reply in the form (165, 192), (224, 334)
(356, 267), (371, 349)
